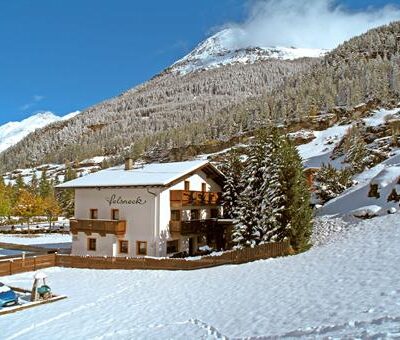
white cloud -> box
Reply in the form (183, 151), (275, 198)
(20, 94), (45, 111)
(222, 0), (400, 49)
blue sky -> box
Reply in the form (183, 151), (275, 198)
(0, 0), (399, 124)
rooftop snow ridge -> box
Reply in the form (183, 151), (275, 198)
(56, 160), (217, 188)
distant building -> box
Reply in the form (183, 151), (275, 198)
(57, 159), (229, 257)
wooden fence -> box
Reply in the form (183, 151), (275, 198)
(0, 254), (56, 277)
(55, 240), (293, 271)
(0, 240), (293, 276)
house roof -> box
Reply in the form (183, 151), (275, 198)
(56, 160), (224, 189)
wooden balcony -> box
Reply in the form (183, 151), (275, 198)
(169, 219), (218, 235)
(70, 219), (126, 236)
(170, 190), (221, 208)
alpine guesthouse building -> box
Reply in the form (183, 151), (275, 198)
(57, 159), (228, 257)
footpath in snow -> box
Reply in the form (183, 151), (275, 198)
(0, 213), (399, 339)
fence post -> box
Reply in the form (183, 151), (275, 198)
(33, 256), (36, 271)
(9, 260), (12, 276)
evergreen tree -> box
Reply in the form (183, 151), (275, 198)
(58, 164), (77, 217)
(229, 129), (313, 251)
(344, 125), (368, 173)
(233, 130), (286, 247)
(315, 164), (353, 203)
(221, 150), (244, 219)
(39, 169), (52, 198)
(278, 138), (313, 251)
(29, 171), (39, 195)
(257, 131), (285, 243)
(233, 142), (264, 247)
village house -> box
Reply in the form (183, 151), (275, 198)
(57, 159), (229, 257)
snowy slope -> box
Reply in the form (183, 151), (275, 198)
(1, 213), (400, 339)
(317, 152), (400, 217)
(299, 107), (400, 168)
(0, 111), (80, 153)
(169, 28), (327, 75)
(294, 107), (400, 217)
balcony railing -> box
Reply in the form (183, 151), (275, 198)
(169, 219), (218, 235)
(70, 219), (126, 236)
(170, 190), (221, 208)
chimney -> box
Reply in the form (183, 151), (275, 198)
(124, 157), (133, 170)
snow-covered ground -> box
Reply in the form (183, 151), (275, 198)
(316, 148), (400, 217)
(0, 234), (71, 249)
(299, 107), (400, 169)
(1, 213), (399, 339)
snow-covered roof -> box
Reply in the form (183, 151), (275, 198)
(56, 160), (223, 188)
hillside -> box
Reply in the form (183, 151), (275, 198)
(1, 22), (400, 173)
(0, 58), (315, 172)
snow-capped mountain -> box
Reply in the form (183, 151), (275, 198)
(168, 28), (328, 75)
(0, 111), (80, 153)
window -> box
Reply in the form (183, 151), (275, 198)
(111, 209), (119, 220)
(171, 210), (181, 221)
(184, 180), (190, 191)
(210, 208), (218, 218)
(137, 241), (147, 256)
(201, 183), (207, 192)
(167, 240), (179, 254)
(119, 240), (129, 254)
(90, 209), (98, 219)
(190, 209), (199, 220)
(88, 238), (96, 251)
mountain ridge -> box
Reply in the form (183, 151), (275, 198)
(0, 111), (80, 153)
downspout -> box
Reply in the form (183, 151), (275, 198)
(147, 187), (159, 256)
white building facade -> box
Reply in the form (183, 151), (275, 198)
(57, 160), (226, 257)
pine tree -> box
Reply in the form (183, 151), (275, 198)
(344, 125), (368, 173)
(257, 130), (285, 243)
(229, 129), (313, 251)
(278, 138), (313, 251)
(221, 150), (244, 219)
(58, 164), (77, 217)
(315, 164), (353, 203)
(29, 171), (39, 195)
(39, 169), (52, 198)
(233, 129), (286, 247)
(233, 143), (264, 247)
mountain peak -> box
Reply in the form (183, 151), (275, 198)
(168, 28), (328, 75)
(0, 110), (80, 153)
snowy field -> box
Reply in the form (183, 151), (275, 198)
(0, 234), (71, 249)
(1, 213), (399, 339)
